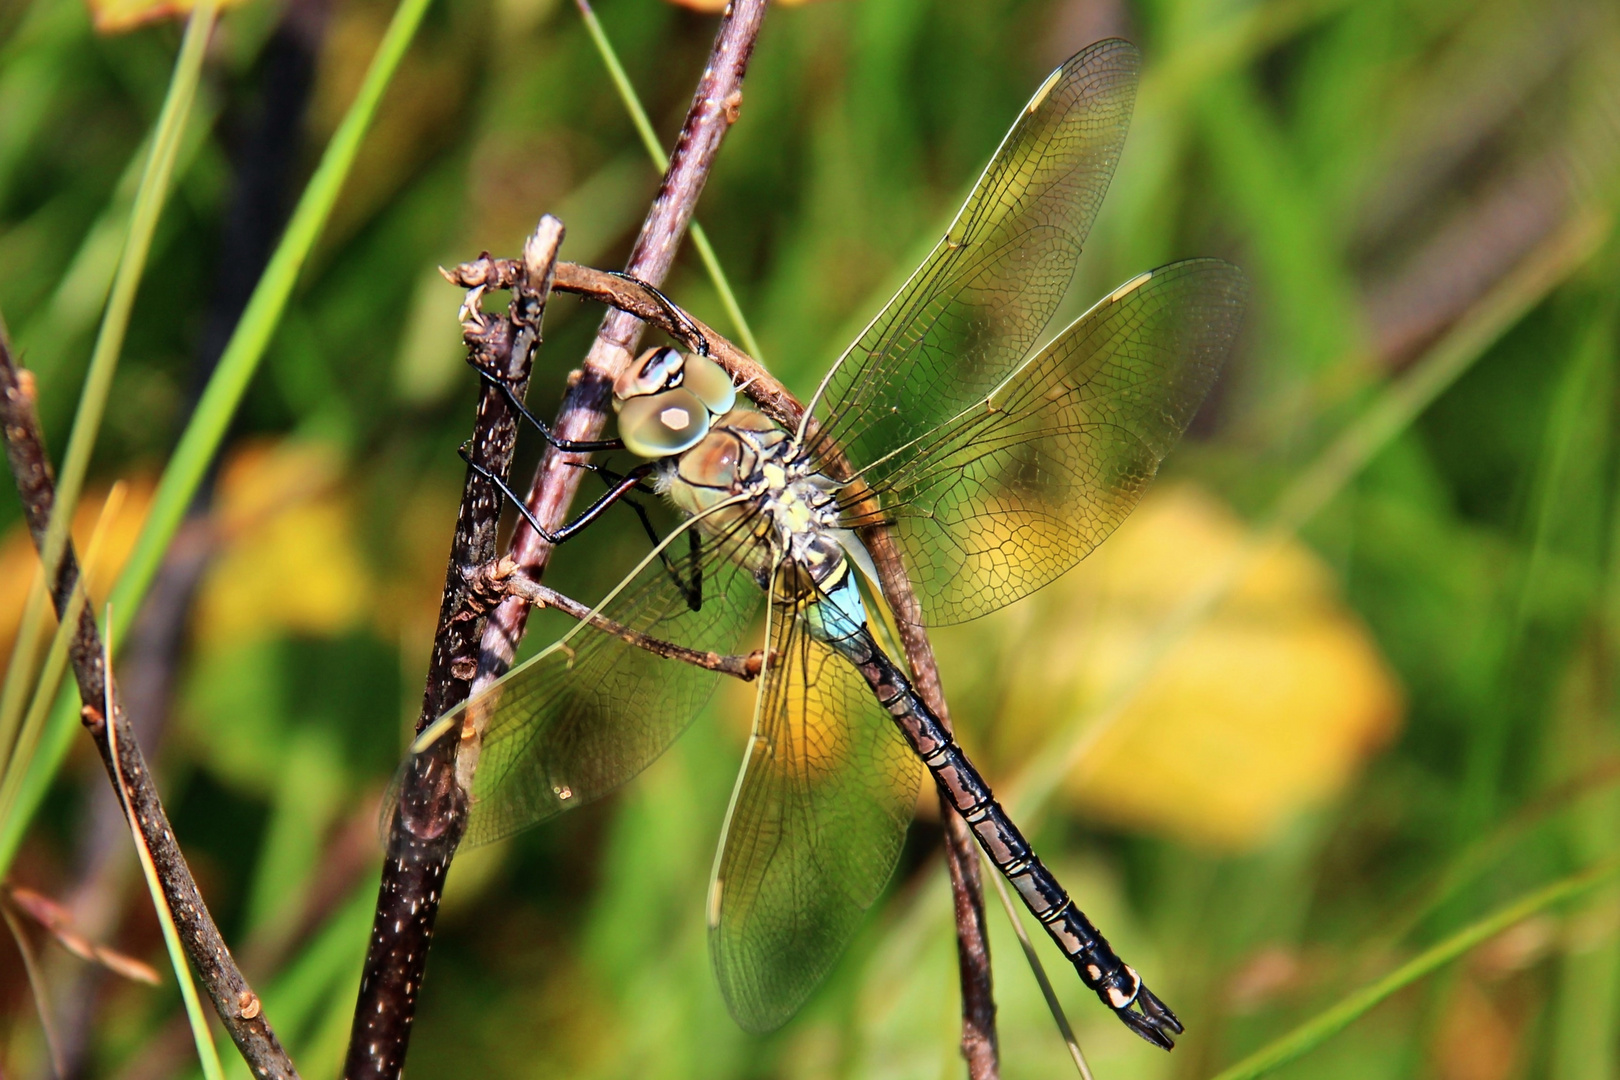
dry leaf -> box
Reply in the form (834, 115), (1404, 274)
(86, 0), (243, 36)
(3, 885), (161, 984)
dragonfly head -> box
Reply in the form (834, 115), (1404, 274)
(613, 346), (738, 458)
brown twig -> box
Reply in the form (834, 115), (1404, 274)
(443, 258), (800, 432)
(844, 479), (1002, 1076)
(0, 337), (299, 1078)
(341, 216), (565, 1080)
(466, 1), (769, 722)
(415, 2), (997, 1072)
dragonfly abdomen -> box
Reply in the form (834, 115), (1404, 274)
(829, 622), (1185, 1050)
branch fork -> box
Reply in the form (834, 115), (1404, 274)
(348, 2), (1001, 1077)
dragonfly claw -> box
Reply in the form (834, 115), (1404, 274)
(1115, 982), (1183, 1050)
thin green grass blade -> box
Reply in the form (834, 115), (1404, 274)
(0, 484), (123, 833)
(576, 0), (765, 362)
(982, 851), (1093, 1080)
(139, 844), (227, 1080)
(1208, 854), (1620, 1080)
(103, 611), (225, 1080)
(0, 0), (438, 877)
(34, 0), (217, 628)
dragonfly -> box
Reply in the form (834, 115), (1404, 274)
(417, 37), (1246, 1048)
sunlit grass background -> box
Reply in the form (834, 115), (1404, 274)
(2, 0), (1619, 1076)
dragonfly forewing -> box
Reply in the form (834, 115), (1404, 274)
(845, 258), (1248, 625)
(807, 38), (1141, 474)
(709, 583), (924, 1032)
(449, 520), (764, 848)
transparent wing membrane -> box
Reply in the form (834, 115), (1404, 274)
(807, 38), (1140, 475)
(400, 37), (1249, 1043)
(848, 259), (1249, 625)
(449, 522), (764, 848)
(709, 594), (924, 1032)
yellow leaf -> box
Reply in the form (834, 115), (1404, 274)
(936, 484), (1403, 851)
(0, 478), (156, 665)
(194, 440), (371, 644)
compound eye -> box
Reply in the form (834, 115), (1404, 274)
(613, 346), (684, 412)
(618, 387), (709, 458)
(682, 352), (736, 416)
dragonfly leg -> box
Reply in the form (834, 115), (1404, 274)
(605, 271), (714, 357)
(459, 444), (655, 544)
(623, 496), (703, 611)
(566, 460), (704, 611)
(499, 573), (761, 680)
(832, 625), (1184, 1049)
(482, 373), (627, 454)
(566, 458), (660, 497)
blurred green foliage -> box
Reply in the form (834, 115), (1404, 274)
(2, 0), (1620, 1077)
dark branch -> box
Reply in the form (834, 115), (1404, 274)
(342, 216), (566, 1080)
(469, 1), (770, 710)
(382, 2), (997, 1072)
(443, 258), (802, 433)
(0, 337), (300, 1079)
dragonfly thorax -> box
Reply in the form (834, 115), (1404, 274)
(661, 409), (851, 593)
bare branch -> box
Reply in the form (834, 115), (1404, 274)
(471, 1), (770, 708)
(342, 215), (565, 1080)
(443, 257), (801, 432)
(0, 336), (300, 1079)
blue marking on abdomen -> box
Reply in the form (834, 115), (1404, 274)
(802, 565), (867, 650)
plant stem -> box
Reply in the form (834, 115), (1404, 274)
(0, 0), (437, 877)
(0, 337), (299, 1079)
(576, 0), (765, 362)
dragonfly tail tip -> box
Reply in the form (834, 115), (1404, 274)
(1117, 983), (1182, 1050)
